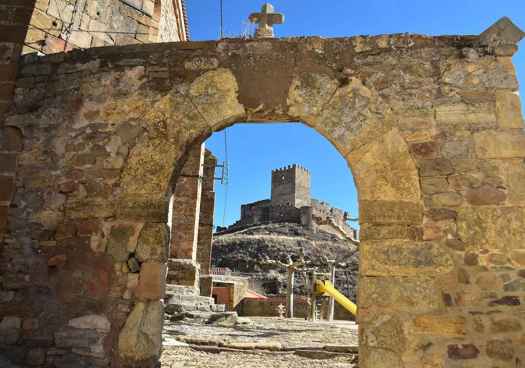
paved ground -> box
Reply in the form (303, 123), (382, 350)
(161, 316), (359, 368)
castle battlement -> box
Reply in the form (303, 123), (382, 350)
(220, 165), (358, 242)
(272, 164), (309, 174)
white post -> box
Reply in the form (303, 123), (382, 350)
(286, 267), (294, 318)
(328, 260), (336, 321)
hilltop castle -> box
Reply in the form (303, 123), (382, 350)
(218, 165), (358, 242)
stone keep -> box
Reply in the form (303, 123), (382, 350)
(271, 165), (311, 207)
(0, 9), (525, 368)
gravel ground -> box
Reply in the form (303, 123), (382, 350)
(160, 348), (357, 368)
(161, 317), (359, 368)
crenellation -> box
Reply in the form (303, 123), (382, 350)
(221, 165), (358, 241)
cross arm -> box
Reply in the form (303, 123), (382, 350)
(268, 13), (284, 25)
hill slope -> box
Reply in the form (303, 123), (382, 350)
(212, 223), (359, 300)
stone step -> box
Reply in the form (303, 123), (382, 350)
(211, 304), (226, 313)
(167, 294), (215, 306)
(165, 284), (197, 296)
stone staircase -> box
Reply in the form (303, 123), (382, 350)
(165, 284), (225, 313)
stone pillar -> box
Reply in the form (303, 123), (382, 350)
(167, 143), (205, 288)
(196, 149), (216, 276)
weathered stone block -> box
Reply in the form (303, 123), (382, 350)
(360, 346), (403, 368)
(54, 327), (100, 348)
(486, 339), (514, 361)
(418, 158), (454, 177)
(135, 262), (166, 300)
(496, 91), (524, 128)
(361, 240), (454, 276)
(360, 314), (406, 354)
(136, 223), (168, 262)
(490, 314), (523, 334)
(350, 130), (420, 202)
(107, 224), (135, 262)
(68, 314), (110, 332)
(411, 315), (465, 336)
(118, 301), (163, 361)
(166, 259), (199, 288)
(465, 184), (506, 205)
(474, 130), (525, 159)
(358, 275), (442, 311)
(480, 17), (525, 47)
(447, 344), (480, 360)
(360, 200), (423, 225)
(457, 207), (525, 250)
(500, 159), (525, 205)
(421, 177), (449, 194)
(441, 139), (472, 159)
(360, 224), (422, 241)
(430, 192), (463, 207)
(435, 103), (496, 126)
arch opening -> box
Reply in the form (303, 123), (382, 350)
(162, 121), (361, 366)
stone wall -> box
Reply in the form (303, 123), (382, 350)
(1, 20), (525, 368)
(196, 149), (216, 276)
(23, 0), (187, 54)
(167, 143), (203, 288)
(271, 164), (311, 207)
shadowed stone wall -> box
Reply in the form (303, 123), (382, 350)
(1, 20), (525, 368)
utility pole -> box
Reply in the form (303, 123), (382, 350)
(328, 260), (336, 321)
(220, 0), (224, 39)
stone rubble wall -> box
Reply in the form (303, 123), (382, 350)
(0, 29), (524, 368)
(231, 197), (357, 239)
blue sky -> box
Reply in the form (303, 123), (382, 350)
(186, 1), (525, 227)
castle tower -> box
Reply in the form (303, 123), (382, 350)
(271, 164), (311, 207)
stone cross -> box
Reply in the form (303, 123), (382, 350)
(249, 3), (284, 38)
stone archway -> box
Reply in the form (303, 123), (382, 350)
(2, 23), (525, 368)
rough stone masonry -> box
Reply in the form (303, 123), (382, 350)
(0, 13), (525, 368)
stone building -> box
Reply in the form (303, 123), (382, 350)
(1, 3), (525, 367)
(167, 145), (217, 288)
(223, 164), (358, 241)
(23, 0), (188, 54)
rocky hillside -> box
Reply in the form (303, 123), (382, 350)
(212, 223), (359, 300)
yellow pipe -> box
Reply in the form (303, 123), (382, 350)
(315, 280), (357, 316)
